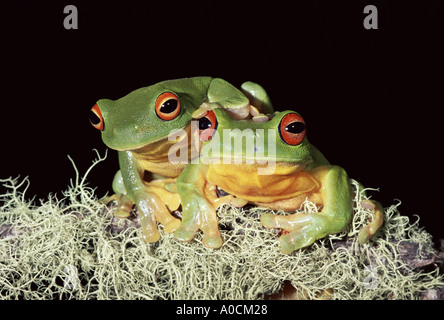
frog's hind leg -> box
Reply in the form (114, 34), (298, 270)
(105, 170), (181, 238)
(352, 181), (384, 244)
(261, 165), (353, 254)
(261, 213), (347, 254)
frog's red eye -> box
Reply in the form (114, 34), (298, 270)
(198, 110), (218, 141)
(279, 112), (306, 145)
(90, 104), (104, 131)
(155, 92), (181, 121)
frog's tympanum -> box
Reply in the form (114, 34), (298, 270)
(89, 77), (273, 243)
(174, 108), (383, 253)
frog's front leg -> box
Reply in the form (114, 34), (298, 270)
(205, 78), (251, 120)
(117, 151), (181, 242)
(100, 170), (134, 218)
(174, 163), (223, 249)
(261, 166), (353, 254)
(241, 81), (274, 121)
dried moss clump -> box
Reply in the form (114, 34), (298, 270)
(0, 154), (442, 299)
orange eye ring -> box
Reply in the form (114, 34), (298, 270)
(198, 110), (218, 141)
(155, 92), (181, 121)
(279, 112), (306, 145)
(90, 104), (104, 131)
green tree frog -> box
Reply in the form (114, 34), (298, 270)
(174, 108), (383, 253)
(89, 77), (273, 243)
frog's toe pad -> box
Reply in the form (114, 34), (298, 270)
(252, 114), (269, 122)
(174, 227), (196, 242)
(114, 209), (132, 218)
(141, 230), (161, 243)
(260, 213), (278, 229)
(163, 218), (182, 234)
(202, 234), (223, 249)
(279, 229), (315, 254)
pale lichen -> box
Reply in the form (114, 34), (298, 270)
(0, 152), (442, 299)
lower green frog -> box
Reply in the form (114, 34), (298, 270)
(174, 108), (383, 253)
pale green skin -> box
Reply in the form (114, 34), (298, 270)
(95, 77), (273, 242)
(175, 108), (356, 253)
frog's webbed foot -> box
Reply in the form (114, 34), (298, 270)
(101, 194), (135, 218)
(103, 191), (161, 242)
(174, 191), (223, 249)
(144, 179), (182, 233)
(102, 184), (181, 242)
(357, 200), (384, 244)
(261, 213), (341, 254)
(131, 189), (182, 242)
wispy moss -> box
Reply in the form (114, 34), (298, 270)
(0, 152), (442, 299)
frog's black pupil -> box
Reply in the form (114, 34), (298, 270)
(89, 111), (101, 125)
(198, 117), (213, 130)
(285, 122), (305, 134)
(160, 99), (178, 114)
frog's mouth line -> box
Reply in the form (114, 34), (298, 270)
(112, 124), (192, 153)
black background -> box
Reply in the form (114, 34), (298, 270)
(1, 1), (443, 242)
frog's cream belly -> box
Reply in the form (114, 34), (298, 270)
(130, 124), (192, 178)
(206, 163), (320, 203)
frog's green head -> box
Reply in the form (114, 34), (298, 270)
(198, 109), (313, 167)
(90, 79), (210, 150)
